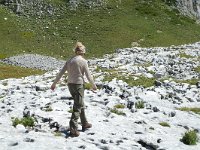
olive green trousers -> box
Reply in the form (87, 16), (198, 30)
(68, 83), (87, 130)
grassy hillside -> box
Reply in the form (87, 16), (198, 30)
(0, 62), (45, 80)
(0, 0), (200, 60)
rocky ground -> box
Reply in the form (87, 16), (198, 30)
(0, 42), (200, 150)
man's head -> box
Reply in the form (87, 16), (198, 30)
(74, 42), (86, 55)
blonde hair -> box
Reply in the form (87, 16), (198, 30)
(74, 42), (86, 54)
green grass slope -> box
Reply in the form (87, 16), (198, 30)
(0, 0), (200, 60)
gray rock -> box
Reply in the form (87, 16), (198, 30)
(100, 139), (108, 144)
(154, 80), (162, 86)
(1, 54), (65, 71)
(138, 139), (159, 150)
(24, 138), (35, 142)
(8, 141), (18, 146)
(79, 145), (86, 149)
(16, 124), (27, 133)
(196, 81), (200, 88)
(23, 106), (30, 117)
(154, 73), (163, 78)
(153, 107), (160, 112)
(169, 111), (176, 117)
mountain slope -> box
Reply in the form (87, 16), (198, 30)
(0, 0), (200, 59)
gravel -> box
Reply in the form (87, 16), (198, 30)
(0, 54), (65, 71)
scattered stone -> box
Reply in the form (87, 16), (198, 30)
(100, 139), (108, 144)
(103, 119), (109, 122)
(154, 72), (163, 78)
(169, 111), (176, 117)
(1, 54), (65, 71)
(24, 138), (35, 142)
(153, 107), (160, 112)
(7, 109), (13, 113)
(42, 117), (52, 123)
(138, 139), (159, 150)
(135, 132), (143, 134)
(35, 86), (47, 91)
(196, 81), (200, 88)
(109, 140), (114, 143)
(154, 80), (162, 86)
(23, 106), (30, 117)
(8, 141), (18, 146)
(157, 138), (162, 143)
(127, 101), (134, 109)
(79, 145), (86, 149)
(99, 146), (109, 150)
(49, 122), (60, 130)
(116, 140), (123, 145)
(60, 96), (69, 100)
(87, 133), (95, 135)
(134, 120), (147, 124)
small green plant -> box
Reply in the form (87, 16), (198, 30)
(0, 95), (5, 100)
(194, 66), (200, 73)
(2, 81), (8, 86)
(95, 66), (102, 72)
(68, 108), (74, 113)
(179, 53), (194, 59)
(159, 122), (170, 127)
(135, 101), (145, 109)
(0, 62), (45, 80)
(110, 108), (126, 116)
(114, 104), (125, 109)
(54, 131), (62, 136)
(178, 107), (200, 115)
(103, 73), (155, 88)
(175, 79), (199, 85)
(45, 106), (53, 112)
(148, 70), (155, 75)
(181, 130), (198, 145)
(0, 54), (7, 59)
(84, 83), (92, 90)
(12, 117), (35, 127)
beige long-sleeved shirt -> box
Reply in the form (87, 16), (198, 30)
(53, 55), (96, 88)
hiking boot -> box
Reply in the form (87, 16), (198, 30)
(69, 129), (80, 137)
(82, 122), (92, 131)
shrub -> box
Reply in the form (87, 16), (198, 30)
(194, 66), (200, 73)
(84, 83), (92, 90)
(121, 76), (155, 88)
(181, 130), (198, 145)
(135, 101), (145, 109)
(68, 108), (73, 113)
(0, 63), (45, 80)
(175, 79), (199, 85)
(114, 104), (125, 109)
(110, 108), (126, 116)
(178, 107), (200, 115)
(103, 74), (155, 88)
(159, 122), (170, 127)
(163, 0), (177, 6)
(0, 54), (7, 59)
(179, 53), (194, 59)
(54, 131), (62, 136)
(12, 117), (35, 127)
(45, 106), (53, 112)
(2, 81), (8, 86)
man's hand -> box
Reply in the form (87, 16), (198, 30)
(51, 83), (56, 91)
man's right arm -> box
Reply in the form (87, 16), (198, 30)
(51, 62), (68, 90)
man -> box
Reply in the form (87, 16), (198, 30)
(51, 42), (97, 137)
